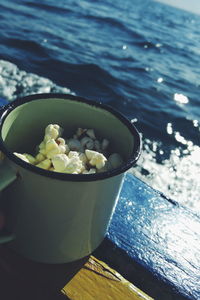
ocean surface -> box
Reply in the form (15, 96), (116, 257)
(0, 0), (199, 213)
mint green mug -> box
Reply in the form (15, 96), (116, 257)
(0, 94), (141, 263)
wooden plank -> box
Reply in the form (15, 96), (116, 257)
(96, 173), (200, 300)
(62, 256), (153, 300)
(0, 245), (152, 300)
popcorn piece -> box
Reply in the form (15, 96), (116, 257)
(85, 149), (107, 170)
(52, 154), (69, 172)
(97, 161), (111, 173)
(68, 151), (79, 159)
(81, 137), (94, 150)
(108, 153), (123, 169)
(35, 153), (45, 163)
(36, 159), (51, 170)
(64, 157), (83, 174)
(79, 153), (88, 164)
(94, 140), (101, 152)
(23, 154), (36, 164)
(67, 138), (83, 152)
(44, 124), (62, 141)
(76, 128), (87, 138)
(86, 129), (96, 139)
(14, 152), (30, 163)
(82, 168), (96, 174)
(56, 137), (69, 154)
(101, 139), (109, 151)
(45, 139), (61, 159)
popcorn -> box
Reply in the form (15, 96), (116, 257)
(14, 152), (30, 163)
(36, 159), (51, 170)
(64, 157), (83, 174)
(94, 140), (101, 152)
(85, 149), (107, 170)
(23, 154), (36, 164)
(44, 124), (62, 141)
(57, 138), (69, 154)
(108, 153), (123, 169)
(13, 125), (124, 174)
(35, 153), (45, 163)
(45, 139), (61, 159)
(101, 139), (109, 151)
(52, 154), (69, 172)
(67, 138), (83, 152)
(76, 127), (87, 138)
(68, 151), (79, 159)
(79, 153), (87, 164)
(80, 137), (94, 150)
(82, 168), (96, 174)
(86, 129), (96, 139)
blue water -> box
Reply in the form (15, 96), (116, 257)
(0, 0), (200, 212)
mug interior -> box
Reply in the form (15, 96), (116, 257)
(1, 97), (135, 161)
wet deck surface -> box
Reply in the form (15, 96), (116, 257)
(97, 174), (200, 300)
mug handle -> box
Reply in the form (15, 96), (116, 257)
(0, 159), (17, 243)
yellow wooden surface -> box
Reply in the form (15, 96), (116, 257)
(0, 245), (153, 299)
(62, 256), (153, 300)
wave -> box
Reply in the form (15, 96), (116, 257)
(3, 38), (50, 59)
(0, 60), (72, 100)
(23, 1), (73, 15)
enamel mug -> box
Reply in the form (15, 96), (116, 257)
(0, 93), (141, 263)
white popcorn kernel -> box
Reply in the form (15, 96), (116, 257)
(81, 137), (94, 150)
(45, 124), (62, 140)
(35, 153), (45, 163)
(88, 168), (96, 174)
(52, 154), (69, 172)
(94, 140), (101, 152)
(108, 153), (123, 169)
(14, 152), (30, 163)
(68, 151), (79, 159)
(97, 161), (111, 173)
(101, 139), (109, 150)
(23, 154), (36, 164)
(86, 129), (96, 139)
(85, 149), (96, 160)
(36, 159), (51, 170)
(59, 145), (67, 154)
(56, 137), (65, 146)
(64, 157), (83, 174)
(79, 153), (88, 164)
(57, 138), (70, 154)
(39, 141), (45, 150)
(45, 139), (58, 152)
(85, 149), (107, 170)
(68, 138), (83, 152)
(45, 139), (61, 158)
(82, 168), (96, 174)
(76, 128), (87, 138)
